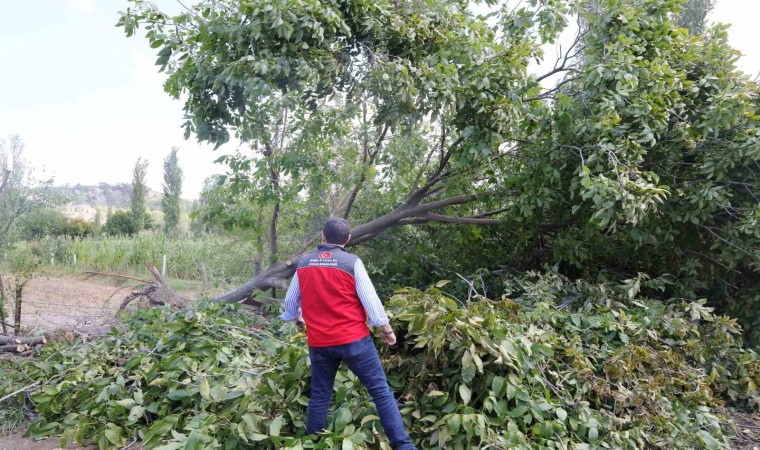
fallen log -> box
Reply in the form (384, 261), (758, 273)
(0, 343), (34, 353)
(0, 335), (47, 346)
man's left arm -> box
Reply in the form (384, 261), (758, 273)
(280, 272), (304, 329)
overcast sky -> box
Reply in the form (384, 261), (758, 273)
(0, 0), (757, 199)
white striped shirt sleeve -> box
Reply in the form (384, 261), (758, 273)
(354, 259), (390, 327)
(279, 272), (302, 321)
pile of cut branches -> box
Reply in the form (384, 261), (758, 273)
(0, 272), (757, 449)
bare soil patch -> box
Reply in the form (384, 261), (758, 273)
(0, 432), (97, 450)
(0, 275), (184, 449)
(2, 276), (132, 335)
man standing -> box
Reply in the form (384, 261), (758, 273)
(280, 217), (417, 450)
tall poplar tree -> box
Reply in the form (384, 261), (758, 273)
(130, 157), (149, 232)
(675, 0), (715, 35)
(161, 147), (183, 235)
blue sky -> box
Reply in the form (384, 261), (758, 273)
(0, 0), (758, 199)
(0, 0), (223, 198)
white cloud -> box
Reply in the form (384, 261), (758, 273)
(69, 0), (95, 15)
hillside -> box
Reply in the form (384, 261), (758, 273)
(55, 183), (192, 222)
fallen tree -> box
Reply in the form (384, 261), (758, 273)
(121, 0), (759, 343)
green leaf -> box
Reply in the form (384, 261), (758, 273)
(270, 415), (284, 437)
(458, 384), (472, 405)
(154, 443), (184, 450)
(143, 417), (178, 445)
(508, 405), (528, 418)
(104, 425), (122, 446)
(698, 430), (721, 450)
(491, 376), (504, 395)
(199, 377), (211, 400)
(128, 405), (146, 422)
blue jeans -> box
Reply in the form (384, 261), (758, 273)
(307, 336), (417, 450)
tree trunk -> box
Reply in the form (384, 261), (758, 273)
(119, 263), (190, 310)
(0, 275), (7, 334)
(13, 281), (22, 331)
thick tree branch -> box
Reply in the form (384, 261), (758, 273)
(399, 213), (503, 226)
(213, 189), (494, 303)
(263, 143), (281, 264)
(523, 76), (582, 102)
(405, 136), (465, 206)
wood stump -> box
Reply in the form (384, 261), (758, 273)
(119, 263), (190, 311)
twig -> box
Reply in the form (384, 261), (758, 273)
(0, 381), (40, 404)
(104, 285), (137, 305)
(82, 271), (151, 284)
(122, 438), (139, 449)
(721, 420), (760, 430)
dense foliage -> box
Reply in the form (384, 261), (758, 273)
(103, 210), (139, 237)
(1, 272), (757, 449)
(12, 208), (94, 240)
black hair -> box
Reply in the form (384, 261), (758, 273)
(323, 217), (351, 244)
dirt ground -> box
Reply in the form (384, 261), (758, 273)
(0, 275), (178, 449)
(2, 276), (129, 335)
(0, 432), (97, 450)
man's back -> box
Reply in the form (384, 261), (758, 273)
(296, 244), (369, 347)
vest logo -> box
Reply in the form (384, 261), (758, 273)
(318, 252), (333, 259)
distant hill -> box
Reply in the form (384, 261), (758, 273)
(54, 183), (192, 222)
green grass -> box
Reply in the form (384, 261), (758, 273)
(5, 232), (257, 286)
(0, 403), (28, 437)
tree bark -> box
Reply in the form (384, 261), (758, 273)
(0, 274), (7, 334)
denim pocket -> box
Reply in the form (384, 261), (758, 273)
(309, 347), (331, 366)
(342, 336), (372, 358)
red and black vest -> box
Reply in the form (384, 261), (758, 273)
(297, 244), (369, 347)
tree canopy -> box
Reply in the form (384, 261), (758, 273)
(119, 0), (759, 341)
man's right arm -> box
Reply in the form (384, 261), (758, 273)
(280, 272), (302, 323)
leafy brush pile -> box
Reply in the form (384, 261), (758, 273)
(0, 274), (758, 449)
